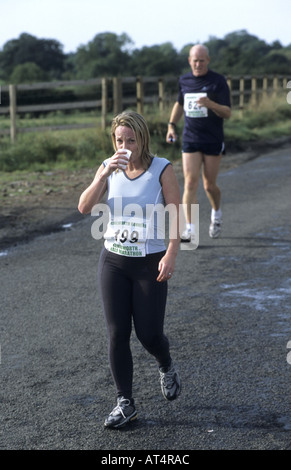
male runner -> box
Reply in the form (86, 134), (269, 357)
(166, 44), (231, 240)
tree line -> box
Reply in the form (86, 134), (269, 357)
(0, 29), (290, 85)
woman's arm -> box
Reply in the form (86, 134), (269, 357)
(78, 151), (131, 214)
(156, 164), (181, 282)
(78, 164), (108, 215)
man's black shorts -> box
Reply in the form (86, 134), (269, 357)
(182, 142), (225, 156)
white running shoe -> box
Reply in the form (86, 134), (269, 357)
(209, 219), (222, 238)
(180, 229), (191, 243)
(180, 229), (196, 243)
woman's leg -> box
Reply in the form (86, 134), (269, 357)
(97, 249), (133, 399)
(132, 252), (171, 369)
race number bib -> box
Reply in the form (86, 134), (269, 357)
(104, 216), (147, 257)
(184, 93), (208, 118)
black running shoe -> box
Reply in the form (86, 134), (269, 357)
(159, 363), (181, 401)
(104, 397), (137, 429)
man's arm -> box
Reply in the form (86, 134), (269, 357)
(166, 102), (184, 143)
(197, 96), (231, 119)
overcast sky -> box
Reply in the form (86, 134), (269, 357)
(1, 0), (290, 53)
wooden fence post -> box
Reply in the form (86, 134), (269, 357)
(239, 77), (245, 110)
(262, 76), (268, 101)
(273, 76), (278, 98)
(9, 84), (17, 143)
(136, 76), (144, 114)
(113, 77), (122, 115)
(251, 76), (257, 106)
(101, 77), (108, 131)
(158, 78), (164, 112)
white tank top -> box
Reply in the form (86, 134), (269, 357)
(103, 156), (171, 256)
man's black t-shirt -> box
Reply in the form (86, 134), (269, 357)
(177, 70), (231, 144)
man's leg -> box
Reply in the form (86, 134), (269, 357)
(202, 154), (222, 238)
(182, 152), (203, 224)
(202, 153), (222, 211)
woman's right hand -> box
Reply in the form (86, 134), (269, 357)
(78, 151), (130, 214)
(104, 150), (130, 175)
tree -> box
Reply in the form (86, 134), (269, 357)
(72, 32), (133, 78)
(10, 62), (47, 84)
(206, 36), (228, 57)
(0, 33), (66, 82)
(205, 30), (276, 74)
(0, 29), (290, 83)
(258, 52), (290, 74)
(131, 43), (180, 76)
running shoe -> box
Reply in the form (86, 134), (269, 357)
(159, 362), (181, 401)
(104, 397), (137, 429)
(209, 220), (222, 238)
(180, 229), (195, 243)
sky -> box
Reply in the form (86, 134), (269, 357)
(0, 0), (290, 53)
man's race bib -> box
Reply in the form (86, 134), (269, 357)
(184, 93), (208, 118)
(104, 216), (147, 257)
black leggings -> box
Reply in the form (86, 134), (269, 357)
(97, 247), (171, 399)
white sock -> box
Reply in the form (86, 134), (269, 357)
(186, 223), (195, 233)
(211, 208), (222, 222)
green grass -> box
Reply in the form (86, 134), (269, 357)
(0, 110), (100, 130)
(0, 95), (290, 173)
(224, 94), (291, 141)
(0, 126), (113, 172)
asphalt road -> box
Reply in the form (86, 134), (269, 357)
(1, 147), (291, 453)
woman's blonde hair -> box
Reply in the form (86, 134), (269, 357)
(111, 111), (154, 169)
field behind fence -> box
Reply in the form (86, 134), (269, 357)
(0, 74), (290, 142)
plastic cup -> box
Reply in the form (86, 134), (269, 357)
(118, 149), (132, 169)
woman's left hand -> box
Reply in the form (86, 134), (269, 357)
(157, 253), (176, 282)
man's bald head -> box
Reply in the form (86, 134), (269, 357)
(188, 44), (210, 76)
